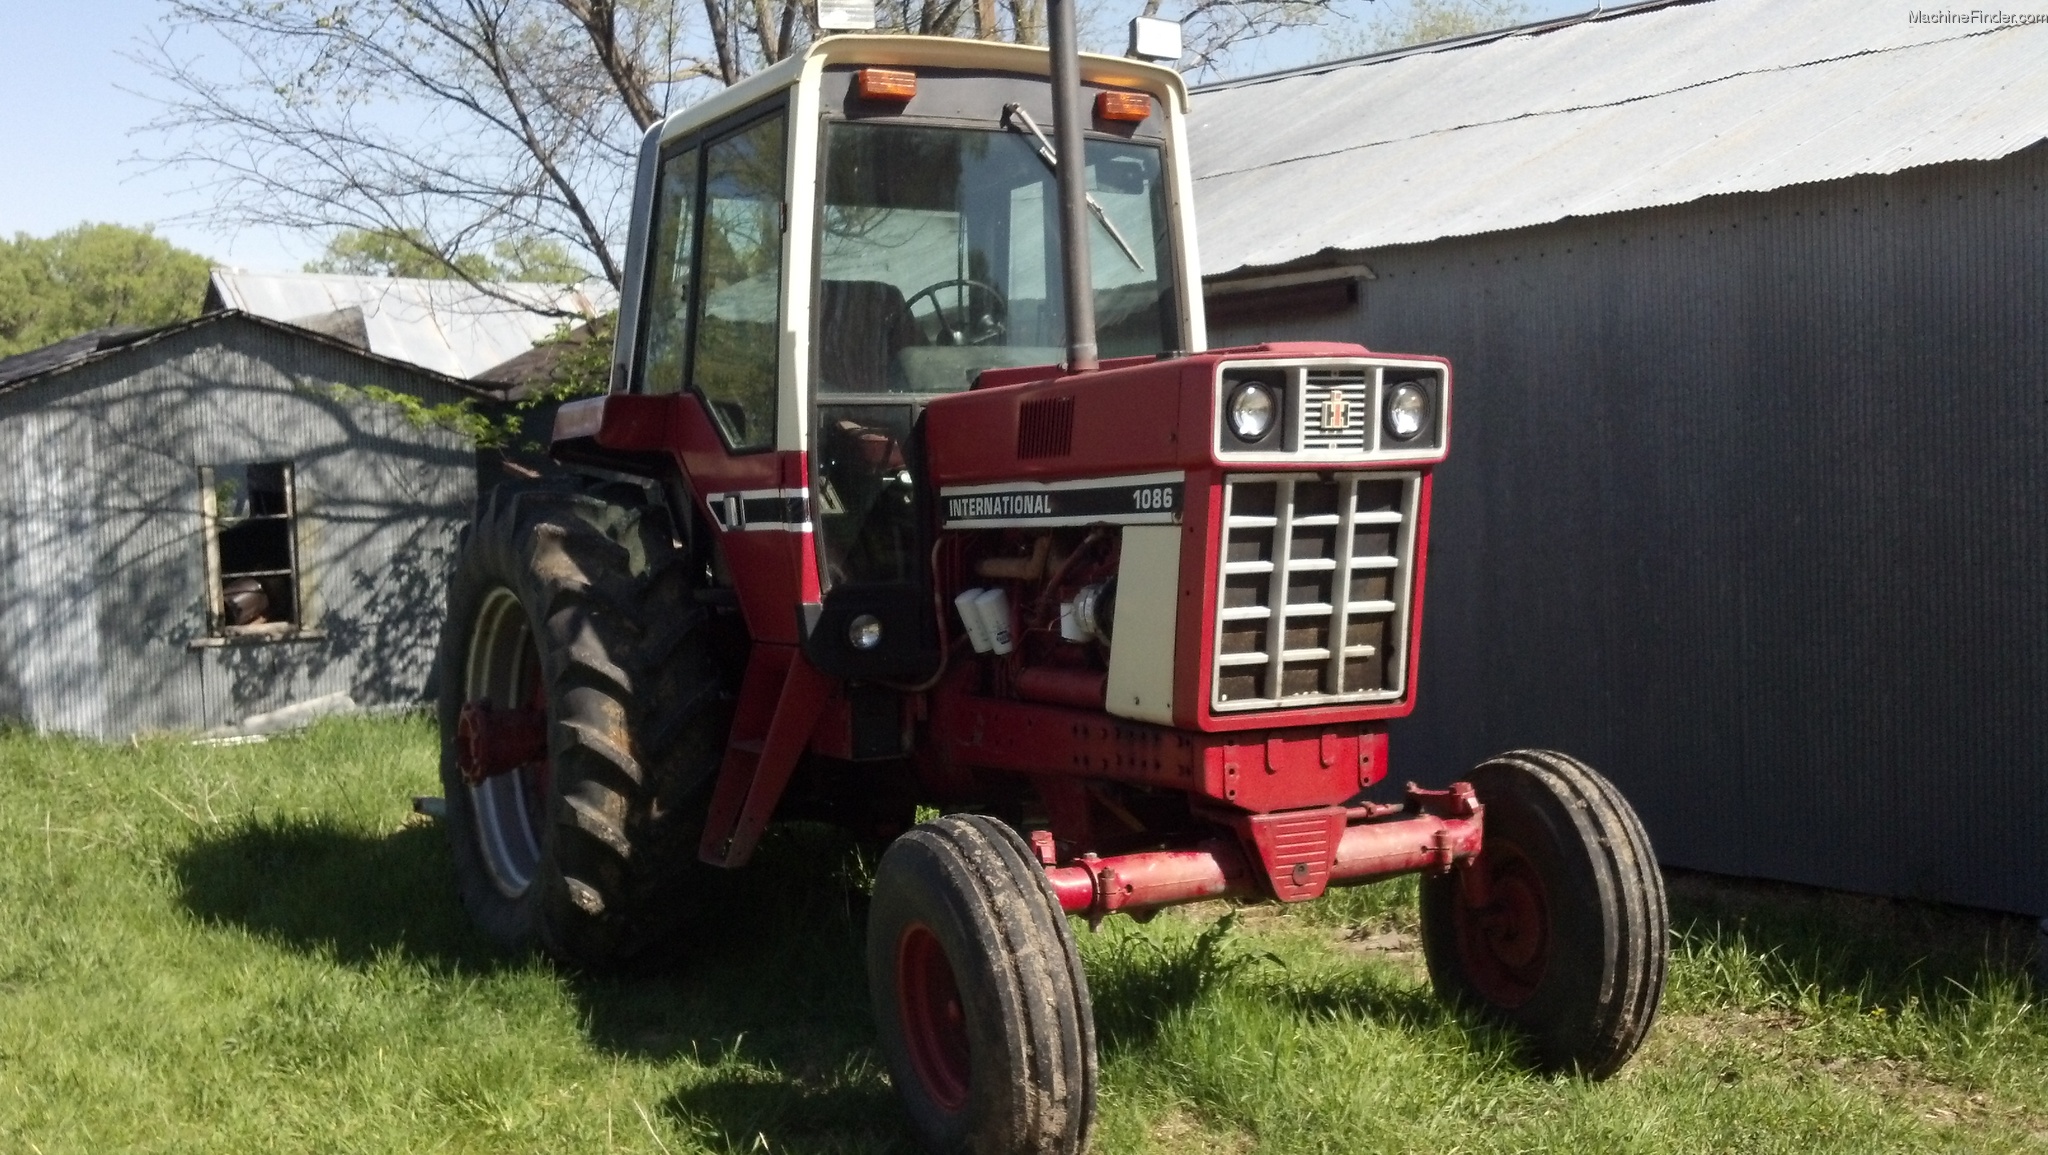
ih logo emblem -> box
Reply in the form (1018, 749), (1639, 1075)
(1321, 392), (1352, 431)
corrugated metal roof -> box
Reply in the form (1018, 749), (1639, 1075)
(206, 270), (619, 380)
(0, 311), (487, 401)
(1189, 0), (2048, 277)
(0, 327), (153, 388)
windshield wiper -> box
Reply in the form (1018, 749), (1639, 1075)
(1001, 102), (1146, 273)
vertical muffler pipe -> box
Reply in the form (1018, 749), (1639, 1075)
(1047, 0), (1098, 373)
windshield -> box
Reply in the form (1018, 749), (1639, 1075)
(817, 121), (1179, 395)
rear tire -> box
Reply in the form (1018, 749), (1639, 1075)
(436, 480), (732, 970)
(868, 815), (1096, 1155)
(1419, 749), (1668, 1078)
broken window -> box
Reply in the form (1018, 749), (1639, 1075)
(200, 462), (302, 637)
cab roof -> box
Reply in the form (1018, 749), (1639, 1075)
(655, 34), (1189, 146)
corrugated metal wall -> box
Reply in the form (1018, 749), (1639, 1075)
(1209, 147), (2048, 916)
(0, 318), (475, 739)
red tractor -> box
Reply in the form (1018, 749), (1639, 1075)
(437, 11), (1668, 1153)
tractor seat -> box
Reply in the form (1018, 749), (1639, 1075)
(818, 279), (919, 394)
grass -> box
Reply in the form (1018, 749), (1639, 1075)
(1, 715), (2044, 1152)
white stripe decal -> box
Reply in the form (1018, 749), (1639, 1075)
(939, 471), (1187, 528)
(706, 487), (811, 533)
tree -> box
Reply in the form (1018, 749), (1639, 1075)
(0, 224), (213, 358)
(307, 228), (591, 282)
(142, 1), (673, 309)
(142, 0), (1343, 299)
(1323, 0), (1528, 56)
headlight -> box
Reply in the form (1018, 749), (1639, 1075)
(1384, 382), (1428, 441)
(1227, 381), (1278, 441)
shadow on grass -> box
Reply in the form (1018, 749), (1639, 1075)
(1269, 964), (1454, 1033)
(1083, 908), (1465, 1060)
(663, 1071), (905, 1155)
(175, 814), (504, 973)
(1664, 868), (2040, 1012)
(174, 815), (912, 1151)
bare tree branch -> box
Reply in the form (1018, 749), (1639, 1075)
(136, 0), (679, 299)
(134, 0), (1362, 296)
(559, 0), (666, 128)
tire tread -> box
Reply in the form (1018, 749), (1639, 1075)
(435, 478), (731, 971)
(1420, 748), (1669, 1079)
(868, 815), (1096, 1155)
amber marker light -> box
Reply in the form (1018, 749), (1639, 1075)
(1094, 90), (1152, 122)
(855, 68), (918, 101)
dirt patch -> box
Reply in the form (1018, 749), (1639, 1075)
(1651, 1007), (1807, 1059)
(1815, 1052), (2043, 1133)
(1147, 1104), (1255, 1155)
(1333, 926), (1426, 979)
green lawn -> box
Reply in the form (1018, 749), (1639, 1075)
(1, 715), (2043, 1153)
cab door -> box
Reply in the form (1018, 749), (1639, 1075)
(631, 100), (814, 645)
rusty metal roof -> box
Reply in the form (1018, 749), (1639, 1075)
(1189, 0), (2048, 278)
(206, 271), (618, 380)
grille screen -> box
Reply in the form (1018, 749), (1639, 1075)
(1301, 369), (1371, 453)
(1213, 472), (1418, 711)
(1017, 396), (1075, 459)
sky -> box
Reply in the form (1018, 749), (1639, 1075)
(0, 0), (1596, 274)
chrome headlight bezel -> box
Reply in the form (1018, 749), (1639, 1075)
(1383, 382), (1429, 442)
(1226, 380), (1278, 442)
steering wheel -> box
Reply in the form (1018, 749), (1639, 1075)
(896, 278), (1008, 347)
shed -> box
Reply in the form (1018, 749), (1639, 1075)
(0, 312), (480, 739)
(1189, 0), (2048, 915)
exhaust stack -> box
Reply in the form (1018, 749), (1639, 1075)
(1047, 0), (1098, 373)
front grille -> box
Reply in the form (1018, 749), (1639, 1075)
(1300, 369), (1371, 453)
(1212, 472), (1419, 712)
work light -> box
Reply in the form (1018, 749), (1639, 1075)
(848, 613), (884, 650)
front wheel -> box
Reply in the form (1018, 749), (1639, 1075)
(868, 815), (1096, 1155)
(1420, 749), (1669, 1078)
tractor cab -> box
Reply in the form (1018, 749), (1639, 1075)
(604, 37), (1199, 678)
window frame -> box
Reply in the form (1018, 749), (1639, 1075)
(631, 95), (792, 456)
(633, 141), (703, 400)
(195, 461), (317, 646)
(809, 116), (1185, 401)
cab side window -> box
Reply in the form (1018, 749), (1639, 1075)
(637, 145), (700, 396)
(691, 113), (787, 451)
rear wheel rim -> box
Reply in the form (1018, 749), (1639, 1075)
(1455, 840), (1550, 1008)
(464, 587), (549, 898)
(896, 923), (971, 1112)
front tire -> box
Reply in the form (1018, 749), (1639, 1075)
(868, 815), (1096, 1155)
(435, 480), (731, 970)
(1419, 749), (1669, 1078)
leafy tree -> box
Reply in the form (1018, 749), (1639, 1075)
(488, 235), (596, 283)
(1325, 0), (1529, 56)
(307, 228), (591, 283)
(330, 313), (617, 449)
(0, 224), (213, 358)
